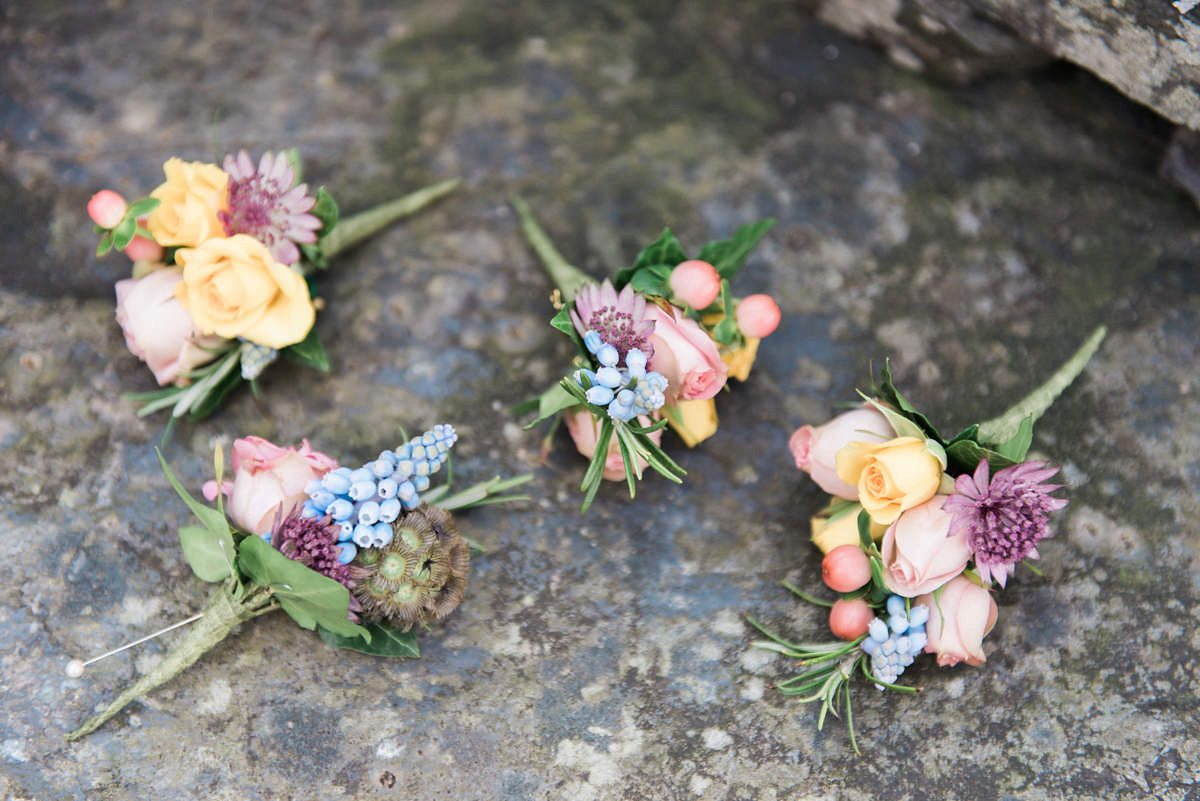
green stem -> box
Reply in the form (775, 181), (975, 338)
(425, 473), (535, 512)
(321, 178), (460, 259)
(68, 584), (278, 741)
(510, 195), (595, 303)
(976, 325), (1106, 445)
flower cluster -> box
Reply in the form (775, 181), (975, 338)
(68, 428), (531, 740)
(514, 197), (781, 510)
(749, 328), (1105, 752)
(90, 153), (458, 419)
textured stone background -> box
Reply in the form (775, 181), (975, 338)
(1, 1), (1198, 799)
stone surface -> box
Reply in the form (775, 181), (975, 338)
(1, 1), (1199, 799)
(815, 0), (1200, 129)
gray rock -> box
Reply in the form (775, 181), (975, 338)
(1, 1), (1198, 799)
(816, 0), (1200, 128)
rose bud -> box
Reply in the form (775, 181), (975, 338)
(822, 544), (872, 592)
(790, 406), (895, 499)
(668, 259), (721, 309)
(87, 189), (128, 229)
(829, 598), (875, 640)
(734, 293), (781, 338)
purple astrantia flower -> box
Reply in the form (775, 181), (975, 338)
(944, 459), (1068, 588)
(569, 280), (655, 360)
(220, 150), (321, 265)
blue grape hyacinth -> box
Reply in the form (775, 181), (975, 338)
(300, 424), (457, 552)
(860, 595), (930, 688)
(574, 329), (668, 422)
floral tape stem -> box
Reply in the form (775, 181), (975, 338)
(976, 325), (1106, 445)
(68, 584), (277, 741)
(320, 178), (460, 260)
(511, 195), (593, 304)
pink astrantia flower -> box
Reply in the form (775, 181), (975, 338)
(944, 459), (1068, 587)
(569, 280), (655, 360)
(219, 150), (321, 265)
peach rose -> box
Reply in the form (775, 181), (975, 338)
(204, 436), (338, 538)
(836, 436), (942, 525)
(114, 267), (227, 386)
(880, 495), (971, 596)
(665, 397), (718, 447)
(646, 304), (728, 402)
(721, 336), (759, 382)
(145, 158), (230, 247)
(175, 234), (315, 348)
(809, 505), (888, 554)
(917, 576), (998, 667)
(564, 408), (663, 481)
(790, 407), (894, 499)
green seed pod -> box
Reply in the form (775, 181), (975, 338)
(352, 505), (469, 629)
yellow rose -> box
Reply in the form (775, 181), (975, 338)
(145, 158), (230, 247)
(174, 234), (315, 348)
(835, 436), (942, 526)
(666, 397), (718, 447)
(810, 506), (888, 554)
(721, 336), (760, 381)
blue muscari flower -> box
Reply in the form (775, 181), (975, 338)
(305, 424), (458, 552)
(575, 336), (669, 420)
(862, 595), (929, 688)
(583, 330), (604, 354)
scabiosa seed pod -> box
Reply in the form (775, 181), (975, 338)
(351, 505), (469, 630)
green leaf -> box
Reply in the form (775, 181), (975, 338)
(856, 509), (872, 550)
(992, 415), (1034, 462)
(318, 622), (420, 657)
(549, 305), (587, 355)
(945, 439), (1018, 475)
(156, 449), (236, 549)
(876, 361), (944, 442)
(95, 232), (114, 257)
(237, 535), (369, 639)
(283, 148), (303, 183)
(178, 525), (234, 582)
(615, 229), (688, 289)
(312, 186), (339, 237)
(125, 197), (161, 219)
(523, 383), (578, 427)
(695, 219), (775, 278)
(183, 356), (245, 421)
(628, 268), (669, 297)
(298, 242), (327, 270)
(111, 216), (137, 250)
(283, 325), (330, 372)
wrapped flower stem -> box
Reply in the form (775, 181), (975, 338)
(512, 196), (780, 511)
(69, 583), (276, 740)
(94, 152), (461, 421)
(66, 427), (530, 740)
(757, 326), (1106, 751)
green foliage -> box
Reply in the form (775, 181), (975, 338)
(614, 228), (688, 290)
(157, 449), (236, 582)
(318, 622), (420, 658)
(237, 535), (369, 639)
(695, 219), (776, 279)
(284, 325), (331, 372)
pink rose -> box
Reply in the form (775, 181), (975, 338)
(564, 408), (662, 481)
(880, 495), (971, 596)
(916, 575), (998, 667)
(646, 304), (728, 402)
(204, 436), (339, 538)
(788, 406), (894, 499)
(114, 267), (227, 386)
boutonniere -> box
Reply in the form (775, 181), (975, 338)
(67, 425), (530, 739)
(89, 150), (457, 420)
(748, 327), (1106, 752)
(513, 198), (781, 510)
